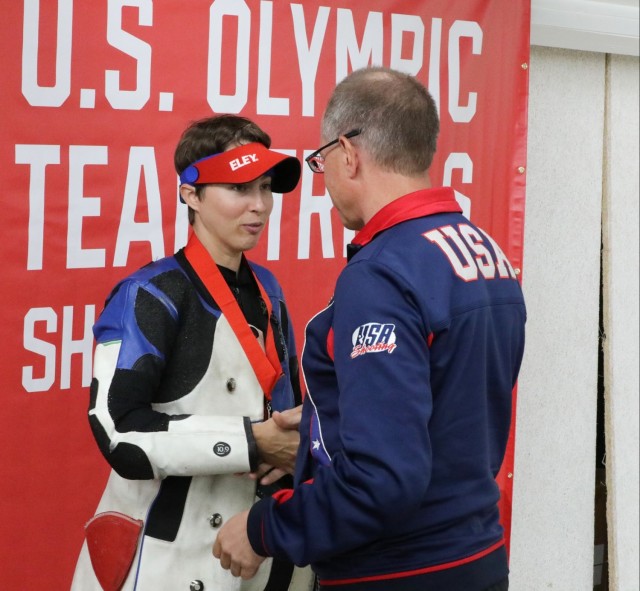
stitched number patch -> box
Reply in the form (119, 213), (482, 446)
(213, 442), (231, 457)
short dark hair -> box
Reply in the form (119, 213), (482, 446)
(174, 115), (272, 174)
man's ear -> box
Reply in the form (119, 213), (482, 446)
(340, 136), (359, 178)
(180, 184), (200, 209)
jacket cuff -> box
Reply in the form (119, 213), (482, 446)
(247, 497), (273, 557)
(244, 417), (259, 472)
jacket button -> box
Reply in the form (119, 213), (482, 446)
(209, 513), (223, 528)
(190, 581), (204, 591)
(226, 378), (236, 392)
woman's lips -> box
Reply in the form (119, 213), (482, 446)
(242, 222), (264, 235)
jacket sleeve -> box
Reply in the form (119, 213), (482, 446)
(254, 262), (303, 406)
(278, 297), (303, 406)
(88, 278), (258, 481)
(247, 259), (434, 564)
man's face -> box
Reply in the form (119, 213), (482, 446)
(322, 139), (363, 231)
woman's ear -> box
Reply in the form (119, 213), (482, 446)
(180, 184), (200, 210)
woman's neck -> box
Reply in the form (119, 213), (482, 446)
(192, 227), (242, 273)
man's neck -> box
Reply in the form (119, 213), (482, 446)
(359, 170), (432, 226)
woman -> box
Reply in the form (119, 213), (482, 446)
(71, 115), (313, 591)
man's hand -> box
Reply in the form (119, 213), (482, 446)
(213, 511), (265, 579)
(251, 406), (302, 476)
(271, 405), (303, 430)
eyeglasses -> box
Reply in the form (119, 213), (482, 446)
(305, 129), (361, 173)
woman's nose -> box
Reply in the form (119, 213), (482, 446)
(249, 190), (270, 212)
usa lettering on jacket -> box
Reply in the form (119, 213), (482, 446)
(423, 223), (517, 282)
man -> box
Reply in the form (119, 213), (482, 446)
(214, 67), (526, 591)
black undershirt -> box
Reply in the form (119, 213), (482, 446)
(217, 259), (269, 341)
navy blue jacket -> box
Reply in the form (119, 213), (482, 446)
(247, 188), (526, 590)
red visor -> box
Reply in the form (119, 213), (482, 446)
(179, 143), (301, 194)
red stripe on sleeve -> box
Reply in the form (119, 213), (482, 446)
(327, 327), (334, 360)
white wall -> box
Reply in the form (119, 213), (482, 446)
(510, 46), (606, 590)
(603, 53), (640, 590)
(510, 46), (639, 590)
(531, 0), (640, 56)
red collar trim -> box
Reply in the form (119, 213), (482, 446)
(352, 187), (461, 247)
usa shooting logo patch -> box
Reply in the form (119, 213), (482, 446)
(351, 323), (397, 358)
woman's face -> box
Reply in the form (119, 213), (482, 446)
(189, 175), (274, 270)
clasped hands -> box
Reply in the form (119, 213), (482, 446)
(212, 406), (301, 579)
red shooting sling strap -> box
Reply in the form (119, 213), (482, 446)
(183, 232), (283, 400)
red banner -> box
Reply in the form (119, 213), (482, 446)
(0, 1), (529, 587)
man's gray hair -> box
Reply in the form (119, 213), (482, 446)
(322, 67), (440, 176)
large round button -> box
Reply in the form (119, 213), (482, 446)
(226, 378), (236, 392)
(190, 581), (204, 591)
(209, 513), (223, 528)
